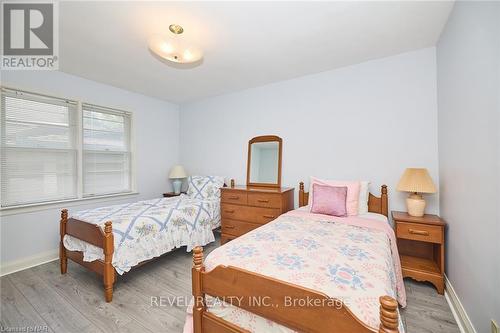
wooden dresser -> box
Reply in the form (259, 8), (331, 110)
(220, 186), (294, 244)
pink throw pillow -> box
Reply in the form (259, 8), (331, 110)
(308, 177), (361, 216)
(310, 184), (347, 217)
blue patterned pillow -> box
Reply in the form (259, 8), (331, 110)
(187, 176), (225, 200)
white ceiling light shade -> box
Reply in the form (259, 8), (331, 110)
(148, 24), (203, 65)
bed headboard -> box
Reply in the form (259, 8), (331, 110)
(298, 182), (388, 217)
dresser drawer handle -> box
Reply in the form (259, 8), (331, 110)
(257, 199), (269, 203)
(262, 215), (275, 219)
(224, 210), (235, 214)
(225, 225), (235, 229)
(228, 196), (240, 200)
(409, 229), (429, 236)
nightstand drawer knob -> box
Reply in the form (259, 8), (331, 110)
(257, 199), (269, 203)
(262, 215), (275, 219)
(225, 225), (235, 229)
(408, 229), (430, 236)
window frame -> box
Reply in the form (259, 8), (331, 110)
(0, 86), (137, 212)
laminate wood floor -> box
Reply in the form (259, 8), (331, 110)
(1, 237), (459, 333)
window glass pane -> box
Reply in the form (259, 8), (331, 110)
(5, 121), (72, 149)
(4, 96), (69, 125)
(83, 152), (130, 196)
(83, 151), (130, 173)
(0, 90), (78, 207)
(83, 110), (124, 130)
(82, 105), (131, 197)
(82, 108), (129, 151)
(83, 129), (126, 151)
(84, 172), (130, 196)
(0, 148), (77, 206)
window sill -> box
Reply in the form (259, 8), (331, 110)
(0, 192), (140, 216)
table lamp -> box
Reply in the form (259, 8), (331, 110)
(169, 165), (187, 194)
(396, 168), (436, 217)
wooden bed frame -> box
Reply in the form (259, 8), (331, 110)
(59, 209), (116, 302)
(192, 182), (399, 333)
(60, 185), (228, 302)
(60, 209), (200, 303)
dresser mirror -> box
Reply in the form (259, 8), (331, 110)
(246, 135), (282, 188)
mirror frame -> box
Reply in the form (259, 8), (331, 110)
(246, 135), (282, 188)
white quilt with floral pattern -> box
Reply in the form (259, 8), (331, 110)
(63, 195), (220, 274)
(186, 210), (406, 333)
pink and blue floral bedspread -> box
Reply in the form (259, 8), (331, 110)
(200, 210), (406, 332)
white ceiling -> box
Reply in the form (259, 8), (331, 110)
(59, 1), (454, 104)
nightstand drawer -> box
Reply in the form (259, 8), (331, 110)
(222, 219), (260, 237)
(247, 192), (281, 208)
(221, 191), (248, 205)
(396, 222), (442, 244)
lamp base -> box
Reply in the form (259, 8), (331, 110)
(172, 179), (182, 194)
(406, 193), (426, 217)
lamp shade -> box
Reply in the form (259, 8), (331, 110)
(396, 168), (436, 193)
(169, 165), (187, 179)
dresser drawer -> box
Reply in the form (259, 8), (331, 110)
(247, 192), (282, 208)
(396, 222), (442, 244)
(222, 219), (260, 237)
(221, 191), (248, 205)
(221, 203), (280, 224)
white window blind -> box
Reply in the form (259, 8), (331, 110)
(82, 104), (131, 197)
(1, 88), (78, 207)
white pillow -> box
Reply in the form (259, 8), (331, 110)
(186, 175), (225, 200)
(307, 177), (369, 216)
(358, 181), (370, 214)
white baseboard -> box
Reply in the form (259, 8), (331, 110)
(444, 274), (477, 333)
(0, 249), (59, 277)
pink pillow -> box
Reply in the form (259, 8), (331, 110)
(308, 177), (361, 216)
(310, 184), (347, 217)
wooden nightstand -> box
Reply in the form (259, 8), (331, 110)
(392, 211), (446, 294)
(163, 192), (186, 198)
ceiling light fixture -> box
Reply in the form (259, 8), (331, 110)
(148, 24), (203, 65)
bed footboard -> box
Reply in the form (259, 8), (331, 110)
(59, 209), (116, 302)
(192, 247), (399, 333)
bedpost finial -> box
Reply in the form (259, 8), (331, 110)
(381, 185), (388, 195)
(299, 182), (304, 191)
(379, 296), (399, 333)
(104, 221), (112, 234)
(60, 209), (68, 237)
(193, 246), (203, 269)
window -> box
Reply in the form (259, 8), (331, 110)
(0, 88), (78, 207)
(0, 87), (134, 208)
(82, 104), (131, 197)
